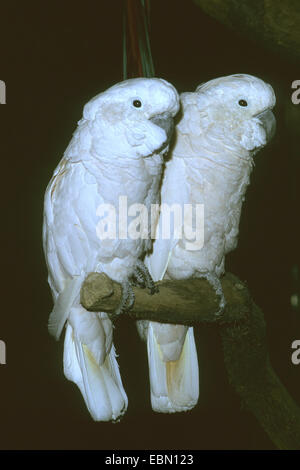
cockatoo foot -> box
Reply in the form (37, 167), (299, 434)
(112, 280), (135, 319)
(196, 272), (226, 317)
(131, 259), (159, 295)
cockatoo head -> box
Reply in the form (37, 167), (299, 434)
(193, 74), (276, 153)
(83, 78), (179, 160)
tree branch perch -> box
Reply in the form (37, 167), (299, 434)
(81, 272), (251, 325)
(81, 272), (300, 450)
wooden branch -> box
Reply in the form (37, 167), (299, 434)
(80, 272), (251, 325)
(80, 272), (300, 450)
(221, 302), (300, 450)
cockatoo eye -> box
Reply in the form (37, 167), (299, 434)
(132, 99), (142, 108)
(238, 99), (248, 107)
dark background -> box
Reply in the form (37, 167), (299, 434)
(0, 0), (299, 450)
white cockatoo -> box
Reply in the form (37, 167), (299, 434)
(43, 77), (179, 421)
(140, 74), (276, 413)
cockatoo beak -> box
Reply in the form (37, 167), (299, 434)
(149, 112), (174, 145)
(256, 109), (276, 141)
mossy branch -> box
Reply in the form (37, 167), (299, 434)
(193, 0), (300, 63)
(81, 272), (300, 450)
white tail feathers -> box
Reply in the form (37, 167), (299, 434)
(49, 279), (127, 422)
(63, 323), (128, 421)
(147, 323), (199, 413)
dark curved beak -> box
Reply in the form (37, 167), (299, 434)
(149, 112), (174, 145)
(256, 109), (276, 141)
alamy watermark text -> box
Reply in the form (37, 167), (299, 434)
(96, 196), (204, 251)
(291, 80), (300, 104)
(0, 340), (6, 364)
(0, 80), (6, 104)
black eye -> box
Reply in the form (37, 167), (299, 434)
(133, 99), (142, 108)
(238, 99), (248, 107)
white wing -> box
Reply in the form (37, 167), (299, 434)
(43, 156), (128, 421)
(145, 156), (190, 281)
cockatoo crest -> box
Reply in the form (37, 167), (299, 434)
(79, 78), (179, 159)
(178, 74), (276, 153)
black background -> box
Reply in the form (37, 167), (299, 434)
(0, 0), (299, 450)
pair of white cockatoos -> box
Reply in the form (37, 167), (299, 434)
(43, 74), (276, 421)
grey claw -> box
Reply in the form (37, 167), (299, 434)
(196, 271), (225, 316)
(132, 260), (159, 295)
(112, 281), (135, 319)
